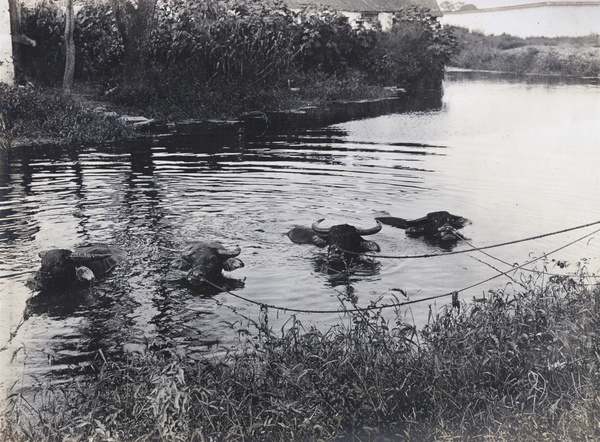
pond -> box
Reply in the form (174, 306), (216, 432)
(1, 71), (600, 399)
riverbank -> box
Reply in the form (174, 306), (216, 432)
(449, 27), (600, 76)
(2, 271), (599, 440)
(1, 74), (402, 149)
(5, 28), (600, 150)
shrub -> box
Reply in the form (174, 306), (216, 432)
(19, 4), (64, 85)
(74, 5), (124, 81)
(18, 3), (123, 84)
(291, 7), (377, 75)
(366, 7), (456, 90)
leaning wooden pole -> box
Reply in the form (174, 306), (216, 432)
(62, 0), (75, 93)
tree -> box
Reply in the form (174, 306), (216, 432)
(62, 0), (75, 92)
(111, 0), (157, 81)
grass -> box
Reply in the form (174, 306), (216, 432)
(1, 70), (394, 149)
(1, 83), (135, 149)
(449, 27), (600, 77)
(2, 264), (600, 440)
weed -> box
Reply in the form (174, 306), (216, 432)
(2, 267), (600, 440)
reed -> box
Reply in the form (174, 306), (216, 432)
(2, 266), (600, 440)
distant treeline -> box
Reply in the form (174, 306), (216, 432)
(449, 26), (600, 77)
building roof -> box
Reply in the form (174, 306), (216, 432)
(283, 0), (442, 15)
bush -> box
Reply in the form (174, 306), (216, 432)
(367, 7), (456, 89)
(11, 0), (454, 138)
(74, 5), (124, 81)
(291, 6), (377, 75)
(17, 0), (452, 92)
(19, 4), (64, 85)
(18, 3), (123, 84)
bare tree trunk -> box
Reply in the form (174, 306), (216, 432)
(62, 0), (75, 93)
(5, 0), (19, 81)
(111, 0), (157, 83)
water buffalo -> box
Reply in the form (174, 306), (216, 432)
(287, 219), (382, 258)
(33, 245), (126, 290)
(167, 241), (244, 286)
(376, 211), (469, 243)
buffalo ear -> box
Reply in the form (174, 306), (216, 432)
(165, 269), (190, 282)
(180, 245), (197, 261)
(312, 236), (328, 247)
(360, 240), (380, 253)
(223, 258), (244, 272)
(39, 250), (50, 259)
(75, 266), (95, 282)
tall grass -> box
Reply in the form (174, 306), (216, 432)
(2, 266), (600, 440)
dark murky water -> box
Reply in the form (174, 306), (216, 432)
(2, 71), (600, 398)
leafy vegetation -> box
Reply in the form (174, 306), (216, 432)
(17, 3), (123, 85)
(3, 266), (599, 440)
(449, 26), (600, 76)
(1, 84), (132, 147)
(5, 0), (455, 147)
(368, 7), (456, 89)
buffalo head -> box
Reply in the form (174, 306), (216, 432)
(168, 241), (244, 287)
(312, 219), (382, 257)
(404, 211), (469, 243)
(377, 211), (469, 246)
(34, 246), (126, 290)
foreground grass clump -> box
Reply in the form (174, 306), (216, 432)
(3, 271), (600, 440)
(450, 27), (600, 77)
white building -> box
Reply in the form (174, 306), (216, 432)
(440, 1), (600, 37)
(285, 0), (442, 32)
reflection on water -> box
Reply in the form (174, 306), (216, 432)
(1, 73), (600, 401)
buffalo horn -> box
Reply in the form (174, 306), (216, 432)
(70, 252), (112, 262)
(311, 219), (330, 236)
(356, 220), (382, 236)
(216, 246), (241, 258)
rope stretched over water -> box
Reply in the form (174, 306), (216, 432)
(206, 224), (600, 315)
(365, 219), (600, 259)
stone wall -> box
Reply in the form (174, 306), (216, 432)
(440, 3), (600, 37)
